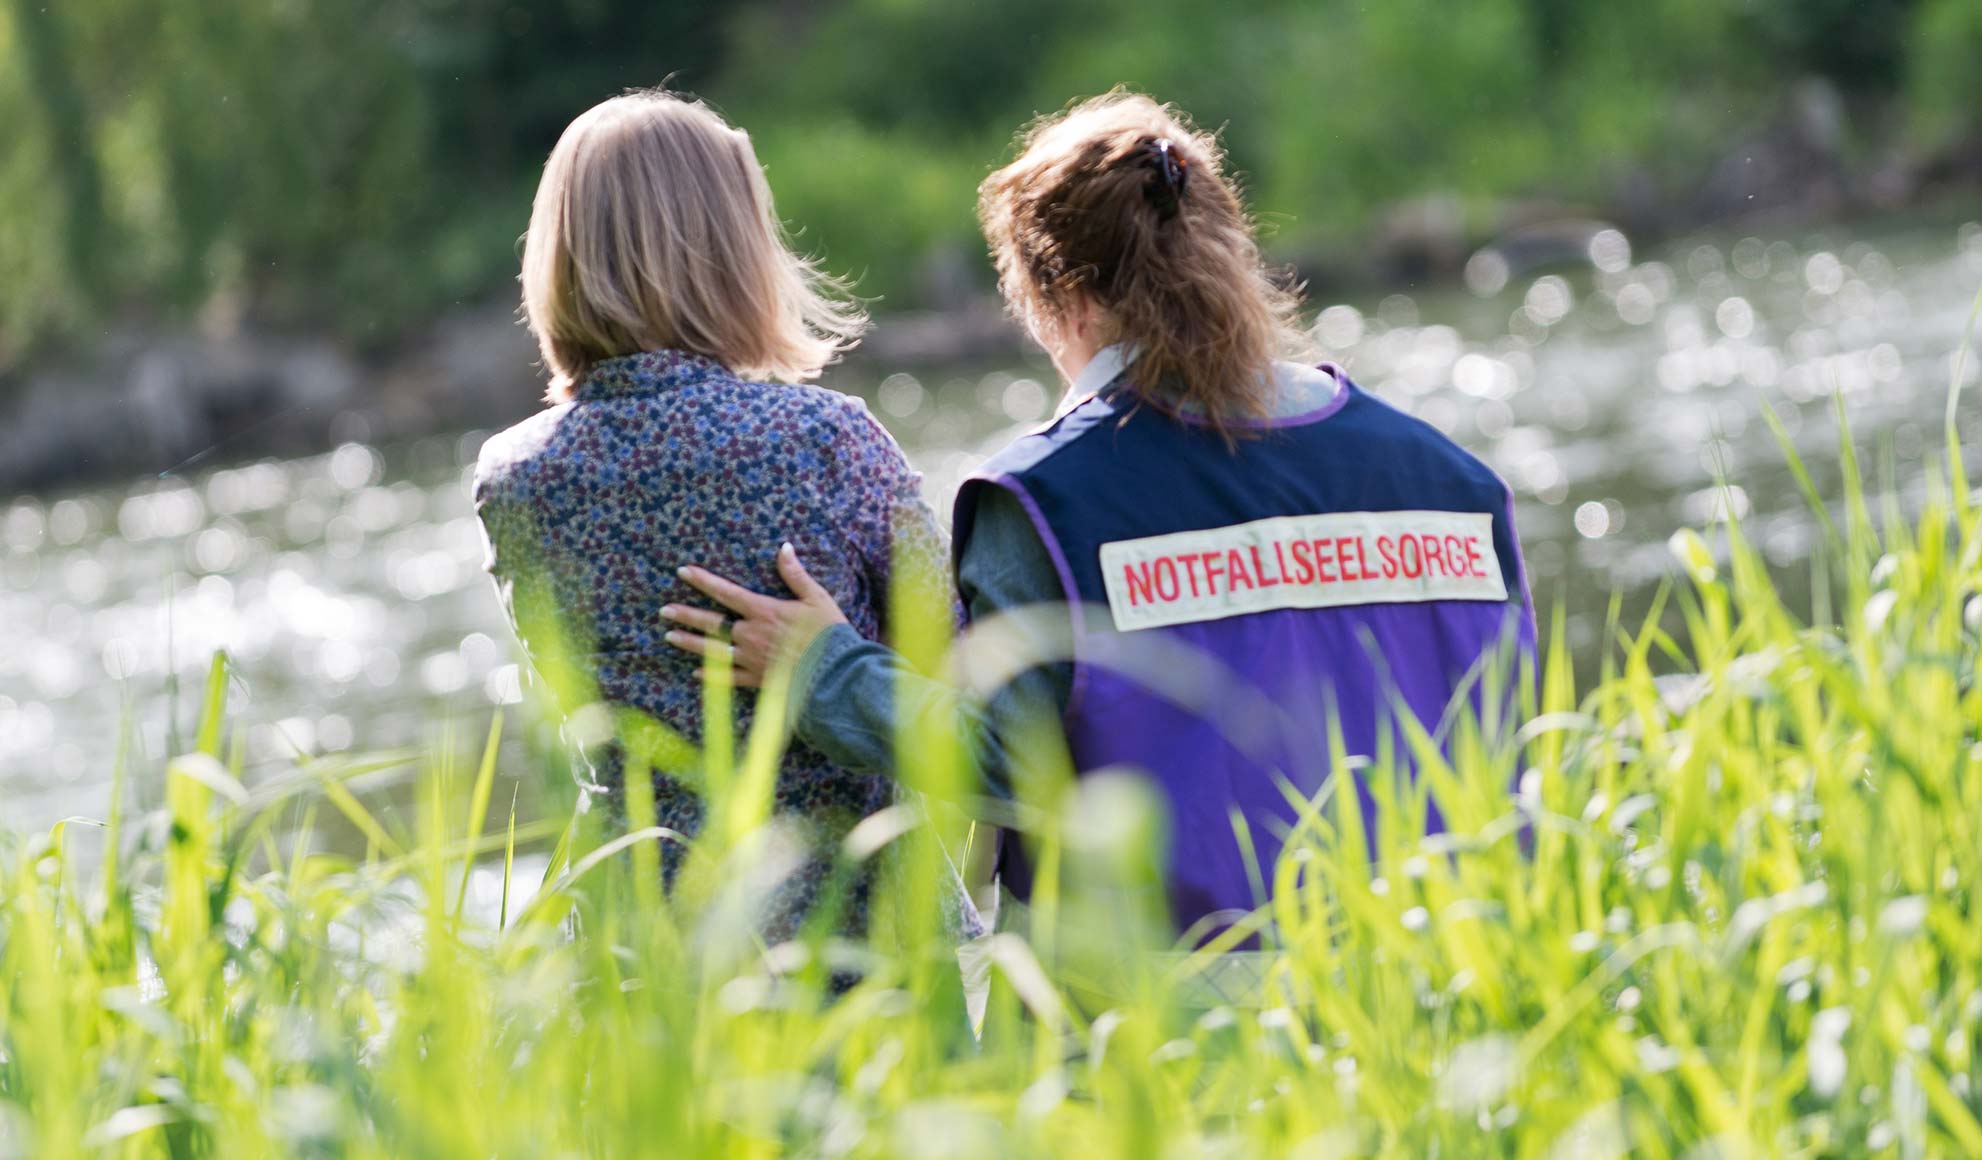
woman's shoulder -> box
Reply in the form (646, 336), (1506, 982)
(472, 403), (578, 503)
(756, 384), (906, 469)
(1337, 384), (1510, 497)
(695, 378), (910, 489)
(677, 368), (875, 441)
(750, 377), (879, 426)
(474, 372), (906, 505)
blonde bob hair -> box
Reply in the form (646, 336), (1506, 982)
(522, 90), (866, 399)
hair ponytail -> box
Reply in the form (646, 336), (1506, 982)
(1142, 137), (1188, 220)
(978, 92), (1304, 436)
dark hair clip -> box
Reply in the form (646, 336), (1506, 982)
(1144, 137), (1189, 221)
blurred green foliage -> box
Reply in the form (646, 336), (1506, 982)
(0, 0), (1975, 362)
(1906, 0), (1982, 152)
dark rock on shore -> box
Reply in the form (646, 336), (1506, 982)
(0, 306), (545, 494)
(0, 299), (1031, 496)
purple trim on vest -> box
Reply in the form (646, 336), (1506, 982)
(982, 473), (1091, 717)
(1503, 485), (1536, 639)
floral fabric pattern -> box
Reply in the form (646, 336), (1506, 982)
(473, 349), (974, 942)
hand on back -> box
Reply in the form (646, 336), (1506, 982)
(662, 542), (848, 687)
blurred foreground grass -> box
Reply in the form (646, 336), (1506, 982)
(5, 319), (1982, 1156)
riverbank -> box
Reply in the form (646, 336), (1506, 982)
(0, 296), (1029, 495)
(3, 111), (1979, 497)
(9, 215), (1978, 827)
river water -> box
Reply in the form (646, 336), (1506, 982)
(5, 218), (1980, 834)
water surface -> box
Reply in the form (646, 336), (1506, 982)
(6, 219), (1980, 833)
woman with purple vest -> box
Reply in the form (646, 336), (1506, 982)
(663, 93), (1535, 942)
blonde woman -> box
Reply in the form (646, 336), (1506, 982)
(474, 90), (978, 945)
(665, 93), (1534, 943)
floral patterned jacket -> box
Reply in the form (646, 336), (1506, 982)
(473, 350), (979, 943)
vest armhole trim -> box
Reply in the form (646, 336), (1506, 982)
(976, 473), (1090, 721)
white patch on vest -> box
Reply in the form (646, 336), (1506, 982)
(1098, 510), (1507, 632)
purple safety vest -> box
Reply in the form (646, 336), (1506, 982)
(953, 368), (1535, 937)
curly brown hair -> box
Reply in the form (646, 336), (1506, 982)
(978, 91), (1305, 436)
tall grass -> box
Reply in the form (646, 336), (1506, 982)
(5, 325), (1982, 1156)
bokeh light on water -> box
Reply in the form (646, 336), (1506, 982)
(2, 431), (520, 828)
(5, 221), (1980, 832)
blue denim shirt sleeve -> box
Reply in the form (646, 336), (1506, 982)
(792, 486), (1072, 801)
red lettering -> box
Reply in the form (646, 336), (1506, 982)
(1226, 548), (1255, 591)
(1289, 540), (1317, 585)
(1424, 534), (1448, 576)
(1334, 536), (1362, 582)
(1349, 535), (1373, 582)
(1442, 535), (1465, 576)
(1271, 541), (1295, 586)
(1180, 553), (1206, 597)
(1123, 561), (1155, 606)
(1311, 538), (1337, 583)
(1111, 522), (1496, 611)
(1250, 545), (1280, 588)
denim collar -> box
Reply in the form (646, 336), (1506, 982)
(1055, 342), (1136, 417)
(1060, 344), (1344, 421)
(573, 349), (733, 401)
(1070, 343), (1135, 400)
